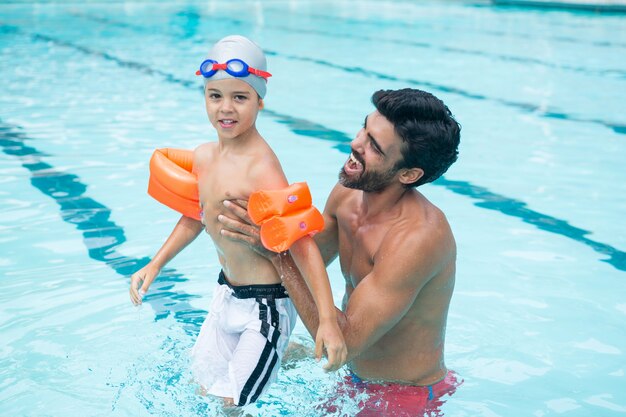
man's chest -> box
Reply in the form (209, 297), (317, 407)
(336, 212), (389, 282)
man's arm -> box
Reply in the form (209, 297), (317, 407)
(218, 199), (448, 361)
(340, 231), (442, 358)
(279, 228), (439, 361)
(269, 251), (326, 339)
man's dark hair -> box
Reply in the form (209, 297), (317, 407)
(372, 88), (461, 187)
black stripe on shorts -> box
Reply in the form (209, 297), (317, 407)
(237, 298), (282, 406)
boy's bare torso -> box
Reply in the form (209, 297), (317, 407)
(194, 140), (285, 286)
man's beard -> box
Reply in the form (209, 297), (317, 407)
(339, 166), (398, 193)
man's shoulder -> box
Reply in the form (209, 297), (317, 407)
(387, 192), (454, 253)
(376, 202), (455, 286)
(326, 183), (358, 213)
(404, 189), (448, 223)
(329, 183), (359, 203)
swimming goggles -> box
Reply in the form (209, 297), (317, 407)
(195, 59), (272, 80)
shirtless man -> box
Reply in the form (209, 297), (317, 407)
(219, 88), (462, 414)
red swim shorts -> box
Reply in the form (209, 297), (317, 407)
(324, 370), (462, 417)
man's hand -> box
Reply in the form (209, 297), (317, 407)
(316, 318), (348, 372)
(129, 264), (159, 305)
(218, 199), (275, 259)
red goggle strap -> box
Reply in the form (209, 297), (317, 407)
(249, 67), (272, 79)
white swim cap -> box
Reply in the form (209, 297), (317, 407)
(200, 35), (269, 98)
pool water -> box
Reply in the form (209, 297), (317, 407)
(1, 1), (625, 416)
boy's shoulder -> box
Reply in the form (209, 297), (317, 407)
(194, 141), (217, 155)
(247, 146), (289, 189)
(193, 142), (217, 166)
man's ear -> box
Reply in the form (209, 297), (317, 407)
(259, 98), (264, 110)
(399, 167), (424, 186)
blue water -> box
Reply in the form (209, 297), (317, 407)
(1, 1), (625, 416)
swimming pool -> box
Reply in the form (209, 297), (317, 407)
(1, 0), (625, 415)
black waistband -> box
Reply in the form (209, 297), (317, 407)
(218, 270), (289, 299)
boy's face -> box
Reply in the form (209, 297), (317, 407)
(204, 78), (262, 140)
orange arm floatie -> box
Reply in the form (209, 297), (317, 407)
(248, 182), (325, 253)
(147, 148), (201, 221)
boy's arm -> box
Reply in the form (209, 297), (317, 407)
(148, 214), (204, 271)
(130, 145), (208, 305)
(269, 251), (339, 332)
(266, 186), (342, 336)
(288, 236), (346, 371)
(244, 168), (346, 369)
(129, 215), (203, 305)
(217, 201), (335, 337)
(289, 237), (336, 322)
(218, 183), (346, 369)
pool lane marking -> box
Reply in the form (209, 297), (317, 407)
(2, 26), (625, 272)
(71, 10), (626, 80)
(61, 13), (626, 136)
(436, 178), (626, 271)
(262, 51), (626, 135)
(263, 23), (626, 79)
(274, 8), (626, 50)
(0, 121), (207, 330)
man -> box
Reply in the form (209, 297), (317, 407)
(218, 88), (462, 415)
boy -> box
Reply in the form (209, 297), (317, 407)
(129, 35), (346, 407)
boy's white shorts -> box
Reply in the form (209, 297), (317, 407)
(190, 271), (297, 406)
